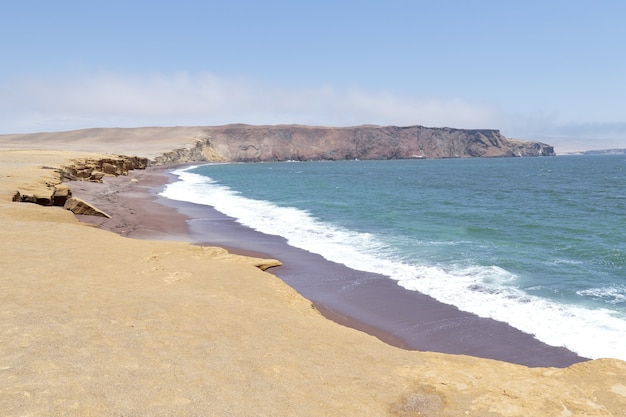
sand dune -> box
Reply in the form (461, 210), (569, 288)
(0, 126), (206, 158)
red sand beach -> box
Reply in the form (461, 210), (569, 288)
(72, 166), (585, 368)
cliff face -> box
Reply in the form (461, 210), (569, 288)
(153, 124), (554, 164)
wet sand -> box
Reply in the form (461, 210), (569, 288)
(73, 166), (585, 368)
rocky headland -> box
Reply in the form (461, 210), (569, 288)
(0, 124), (555, 166)
(153, 124), (555, 164)
(3, 124), (554, 214)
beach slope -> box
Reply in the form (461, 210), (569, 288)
(1, 139), (625, 416)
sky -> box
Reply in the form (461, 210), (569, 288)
(1, 0), (625, 151)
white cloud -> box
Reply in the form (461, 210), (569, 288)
(0, 71), (500, 133)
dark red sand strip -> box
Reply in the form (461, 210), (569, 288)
(72, 167), (588, 368)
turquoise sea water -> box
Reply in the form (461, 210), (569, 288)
(161, 155), (626, 360)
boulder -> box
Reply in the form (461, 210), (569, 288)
(51, 184), (72, 206)
(88, 171), (106, 182)
(64, 197), (111, 218)
(101, 162), (121, 175)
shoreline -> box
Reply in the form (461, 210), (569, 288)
(3, 145), (626, 415)
(73, 166), (586, 368)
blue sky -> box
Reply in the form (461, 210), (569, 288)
(1, 0), (625, 151)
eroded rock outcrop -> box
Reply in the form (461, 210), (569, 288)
(61, 155), (149, 182)
(12, 184), (72, 207)
(153, 139), (223, 165)
(13, 155), (148, 216)
(152, 124), (555, 165)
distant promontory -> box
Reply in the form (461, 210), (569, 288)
(0, 124), (555, 165)
(154, 124), (555, 164)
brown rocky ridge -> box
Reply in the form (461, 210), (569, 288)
(153, 124), (555, 165)
(0, 125), (556, 163)
(6, 124), (553, 216)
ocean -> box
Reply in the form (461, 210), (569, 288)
(160, 155), (626, 361)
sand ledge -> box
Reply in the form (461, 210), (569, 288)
(1, 146), (626, 416)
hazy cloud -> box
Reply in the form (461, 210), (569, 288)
(1, 71), (500, 133)
(550, 122), (626, 139)
(3, 71), (626, 152)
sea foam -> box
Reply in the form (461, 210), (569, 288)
(161, 166), (626, 361)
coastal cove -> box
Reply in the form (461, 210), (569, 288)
(74, 165), (585, 368)
(2, 134), (626, 415)
(159, 156), (626, 362)
(4, 0), (626, 410)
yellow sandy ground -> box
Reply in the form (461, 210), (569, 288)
(1, 140), (625, 416)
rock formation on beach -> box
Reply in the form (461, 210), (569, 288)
(61, 155), (149, 180)
(63, 196), (112, 218)
(153, 124), (555, 164)
(11, 154), (148, 215)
